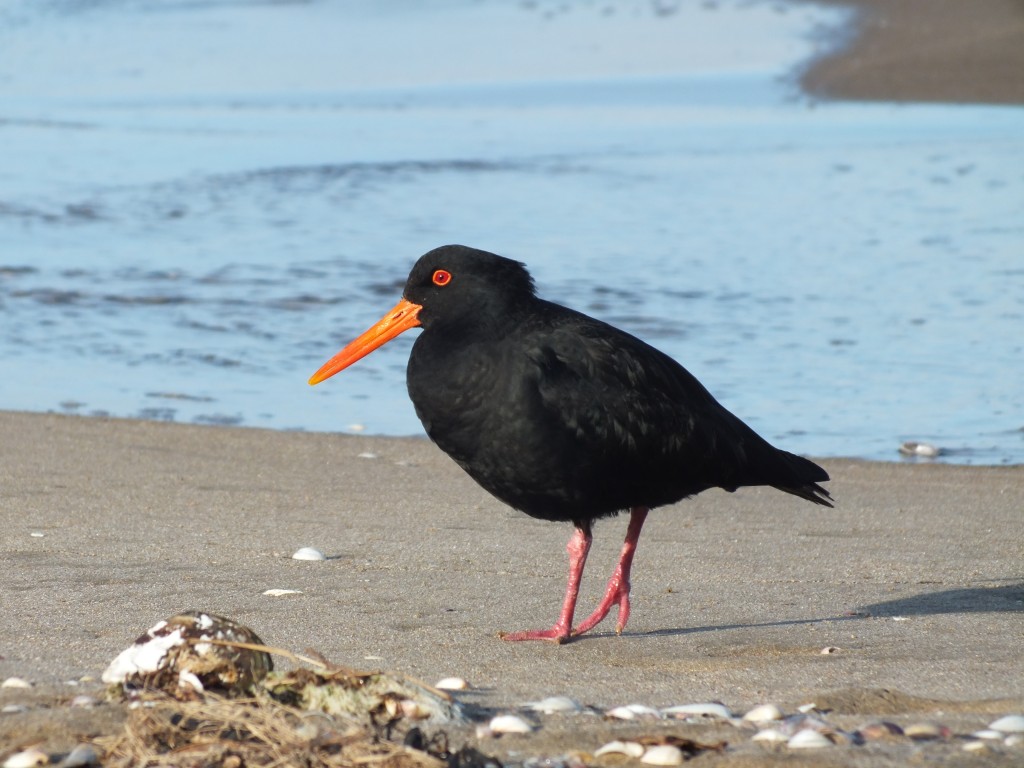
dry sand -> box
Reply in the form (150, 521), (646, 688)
(1, 411), (1022, 765)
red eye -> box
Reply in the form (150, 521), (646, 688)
(432, 269), (452, 286)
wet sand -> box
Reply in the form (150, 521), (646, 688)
(800, 0), (1024, 104)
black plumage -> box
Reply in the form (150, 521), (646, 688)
(310, 244), (831, 642)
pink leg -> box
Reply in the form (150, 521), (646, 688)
(572, 507), (649, 637)
(499, 526), (592, 644)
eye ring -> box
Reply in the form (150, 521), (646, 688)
(432, 269), (452, 286)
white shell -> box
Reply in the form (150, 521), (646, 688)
(358, 452), (378, 459)
(292, 547), (326, 561)
(788, 730), (833, 749)
(819, 646), (840, 655)
(1, 677), (31, 689)
(972, 729), (1004, 740)
(990, 715), (1024, 733)
(489, 714), (533, 734)
(962, 740), (990, 753)
(525, 695), (581, 714)
(262, 588), (303, 596)
(594, 741), (646, 758)
(30, 532), (45, 538)
(899, 441), (941, 457)
(1, 704), (28, 714)
(752, 728), (788, 744)
(662, 702), (731, 720)
(2, 748), (48, 768)
(60, 744), (100, 768)
(1005, 734), (1024, 747)
(69, 695), (98, 708)
(743, 704), (784, 723)
(607, 703), (662, 720)
(640, 745), (684, 766)
(102, 624), (185, 684)
(435, 677), (470, 691)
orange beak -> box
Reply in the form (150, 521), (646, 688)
(308, 298), (423, 385)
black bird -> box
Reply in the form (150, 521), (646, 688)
(309, 245), (832, 643)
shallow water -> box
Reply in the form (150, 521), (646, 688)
(1, 0), (1022, 464)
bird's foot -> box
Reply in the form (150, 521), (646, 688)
(498, 626), (571, 644)
(571, 577), (631, 637)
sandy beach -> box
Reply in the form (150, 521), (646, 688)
(2, 1), (1023, 764)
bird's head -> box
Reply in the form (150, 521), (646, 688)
(308, 244), (534, 385)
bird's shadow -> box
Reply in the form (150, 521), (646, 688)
(587, 580), (1024, 642)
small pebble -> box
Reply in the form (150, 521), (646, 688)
(640, 745), (684, 766)
(752, 729), (788, 744)
(358, 452), (378, 459)
(58, 744), (100, 768)
(2, 748), (48, 768)
(488, 714), (533, 734)
(1, 678), (31, 689)
(743, 704), (784, 723)
(291, 546), (326, 561)
(990, 714), (1024, 733)
(1, 704), (28, 714)
(262, 588), (302, 596)
(525, 696), (581, 714)
(661, 702), (731, 720)
(857, 721), (904, 740)
(594, 741), (645, 758)
(435, 677), (470, 691)
(606, 703), (661, 720)
(904, 722), (950, 740)
(788, 730), (833, 749)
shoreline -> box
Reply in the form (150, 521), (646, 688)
(799, 0), (1024, 105)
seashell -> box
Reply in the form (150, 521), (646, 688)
(358, 452), (378, 459)
(489, 714), (533, 734)
(30, 532), (45, 538)
(752, 729), (788, 744)
(899, 441), (941, 457)
(2, 748), (48, 768)
(2, 704), (29, 714)
(292, 547), (326, 561)
(787, 730), (832, 749)
(962, 740), (991, 754)
(1005, 733), (1024, 747)
(640, 745), (684, 766)
(263, 588), (303, 596)
(594, 741), (645, 758)
(777, 714), (831, 736)
(857, 721), (904, 740)
(59, 744), (100, 768)
(972, 729), (1004, 740)
(400, 699), (431, 720)
(904, 722), (950, 740)
(743, 704), (783, 723)
(797, 703), (819, 713)
(990, 715), (1024, 733)
(102, 612), (272, 696)
(606, 704), (661, 720)
(525, 696), (581, 714)
(1, 678), (31, 689)
(435, 677), (470, 691)
(661, 702), (731, 720)
(69, 695), (98, 708)
(819, 646), (840, 655)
